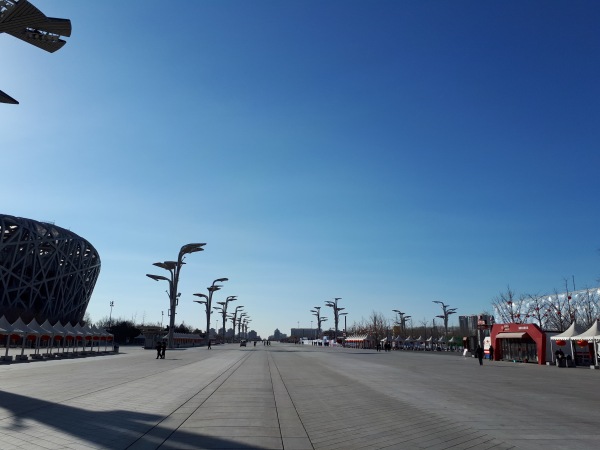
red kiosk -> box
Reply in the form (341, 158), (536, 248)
(490, 323), (547, 365)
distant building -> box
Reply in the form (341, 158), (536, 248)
(290, 328), (318, 339)
(459, 314), (493, 350)
(459, 314), (493, 336)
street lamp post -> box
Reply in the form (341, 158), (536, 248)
(243, 318), (251, 340)
(433, 301), (457, 338)
(230, 305), (244, 342)
(194, 277), (228, 349)
(311, 306), (326, 340)
(393, 310), (409, 336)
(193, 297), (209, 338)
(238, 313), (247, 340)
(339, 312), (348, 337)
(108, 301), (114, 329)
(325, 298), (343, 343)
(147, 243), (205, 349)
(217, 296), (237, 344)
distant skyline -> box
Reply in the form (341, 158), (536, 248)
(2, 1), (599, 338)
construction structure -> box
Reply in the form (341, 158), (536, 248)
(0, 0), (71, 104)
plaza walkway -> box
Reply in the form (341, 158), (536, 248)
(0, 343), (598, 449)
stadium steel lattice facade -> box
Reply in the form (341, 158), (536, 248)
(0, 214), (101, 324)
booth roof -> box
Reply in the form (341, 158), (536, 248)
(550, 322), (586, 340)
(496, 332), (528, 339)
(571, 319), (600, 341)
(346, 335), (374, 342)
(0, 315), (14, 333)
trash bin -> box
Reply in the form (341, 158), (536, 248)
(114, 344), (119, 353)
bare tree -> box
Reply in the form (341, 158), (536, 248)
(572, 287), (599, 329)
(523, 293), (547, 328)
(544, 289), (572, 332)
(368, 311), (387, 342)
(491, 286), (526, 323)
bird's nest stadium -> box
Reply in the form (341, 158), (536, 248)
(0, 214), (100, 325)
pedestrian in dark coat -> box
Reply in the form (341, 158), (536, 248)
(155, 342), (161, 359)
(488, 345), (494, 361)
(161, 342), (166, 359)
(475, 345), (484, 365)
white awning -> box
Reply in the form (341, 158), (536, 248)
(496, 332), (527, 339)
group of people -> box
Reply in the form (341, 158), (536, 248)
(376, 341), (393, 352)
(475, 345), (494, 365)
(155, 341), (166, 359)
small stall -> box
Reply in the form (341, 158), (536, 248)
(490, 323), (547, 365)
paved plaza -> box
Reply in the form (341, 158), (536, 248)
(0, 343), (598, 449)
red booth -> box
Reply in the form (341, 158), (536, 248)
(490, 323), (547, 365)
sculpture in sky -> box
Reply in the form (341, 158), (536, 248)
(0, 0), (71, 104)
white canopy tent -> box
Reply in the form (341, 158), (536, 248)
(11, 317), (35, 359)
(549, 322), (586, 364)
(0, 316), (115, 360)
(570, 320), (600, 367)
(26, 319), (50, 357)
(0, 315), (15, 360)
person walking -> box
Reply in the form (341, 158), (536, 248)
(475, 345), (484, 366)
(207, 339), (212, 350)
(155, 342), (161, 359)
(488, 345), (494, 361)
(160, 342), (166, 359)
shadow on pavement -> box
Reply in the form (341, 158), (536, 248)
(0, 390), (266, 449)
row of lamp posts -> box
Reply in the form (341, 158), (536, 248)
(392, 302), (456, 337)
(146, 243), (251, 349)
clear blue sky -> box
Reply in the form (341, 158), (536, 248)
(2, 1), (599, 338)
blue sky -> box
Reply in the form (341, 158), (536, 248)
(2, 1), (599, 338)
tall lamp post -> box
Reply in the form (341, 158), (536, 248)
(400, 315), (412, 337)
(238, 313), (247, 340)
(393, 310), (409, 336)
(108, 301), (114, 329)
(193, 297), (209, 334)
(216, 296), (237, 344)
(311, 306), (326, 339)
(243, 318), (251, 340)
(433, 301), (457, 338)
(230, 305), (244, 342)
(194, 277), (228, 348)
(339, 312), (348, 337)
(146, 243), (205, 348)
(325, 298), (343, 343)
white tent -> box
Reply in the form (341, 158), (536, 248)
(570, 320), (600, 367)
(64, 323), (85, 353)
(0, 316), (15, 360)
(550, 322), (586, 364)
(40, 318), (61, 355)
(26, 319), (50, 357)
(53, 321), (74, 354)
(11, 317), (34, 359)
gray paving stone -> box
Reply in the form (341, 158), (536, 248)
(0, 343), (599, 449)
